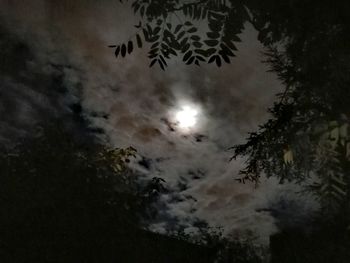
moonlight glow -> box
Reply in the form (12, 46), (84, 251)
(176, 106), (198, 129)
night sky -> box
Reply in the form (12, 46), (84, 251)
(0, 0), (317, 244)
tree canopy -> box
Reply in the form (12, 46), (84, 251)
(0, 120), (146, 261)
(0, 120), (265, 262)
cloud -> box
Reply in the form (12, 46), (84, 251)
(0, 0), (317, 244)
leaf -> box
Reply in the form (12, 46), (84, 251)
(136, 34), (142, 48)
(134, 21), (142, 29)
(114, 46), (121, 57)
(161, 43), (169, 50)
(194, 49), (207, 56)
(180, 37), (189, 47)
(164, 29), (172, 38)
(196, 7), (202, 20)
(177, 31), (186, 40)
(193, 42), (203, 48)
(151, 42), (159, 49)
(159, 55), (167, 66)
(206, 48), (217, 56)
(187, 27), (197, 33)
(121, 44), (126, 57)
(230, 35), (241, 42)
(127, 41), (133, 54)
(188, 6), (193, 17)
(216, 55), (222, 67)
(190, 35), (201, 41)
(168, 41), (179, 50)
(210, 12), (225, 20)
(149, 35), (160, 42)
(153, 27), (161, 35)
(208, 20), (222, 32)
(147, 24), (153, 35)
(134, 4), (140, 13)
(143, 28), (149, 41)
(150, 59), (157, 67)
(183, 50), (193, 61)
(182, 43), (191, 53)
(186, 56), (195, 65)
(208, 55), (216, 64)
(204, 40), (219, 47)
(202, 8), (207, 19)
(158, 59), (165, 70)
(149, 48), (159, 55)
(168, 48), (177, 56)
(220, 52), (231, 63)
(174, 24), (182, 34)
(148, 53), (158, 59)
(115, 164), (122, 171)
(196, 55), (205, 62)
(220, 43), (234, 56)
(184, 21), (192, 26)
(224, 40), (238, 51)
(207, 32), (220, 39)
(161, 50), (169, 59)
(108, 45), (117, 48)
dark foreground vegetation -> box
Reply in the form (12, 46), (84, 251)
(0, 121), (261, 263)
(270, 226), (350, 263)
(1, 120), (349, 263)
(0, 121), (206, 262)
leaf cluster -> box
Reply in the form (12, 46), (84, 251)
(112, 0), (249, 69)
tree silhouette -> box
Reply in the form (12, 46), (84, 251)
(0, 120), (146, 261)
(0, 120), (266, 262)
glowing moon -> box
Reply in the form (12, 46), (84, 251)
(176, 106), (198, 129)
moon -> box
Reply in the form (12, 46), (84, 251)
(175, 105), (198, 129)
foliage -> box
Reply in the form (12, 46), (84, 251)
(167, 220), (265, 263)
(0, 120), (262, 262)
(229, 0), (350, 217)
(270, 226), (350, 263)
(112, 0), (250, 69)
(0, 121), (155, 261)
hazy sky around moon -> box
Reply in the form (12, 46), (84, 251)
(0, 0), (318, 243)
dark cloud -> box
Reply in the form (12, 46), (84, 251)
(138, 156), (153, 170)
(0, 24), (86, 143)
